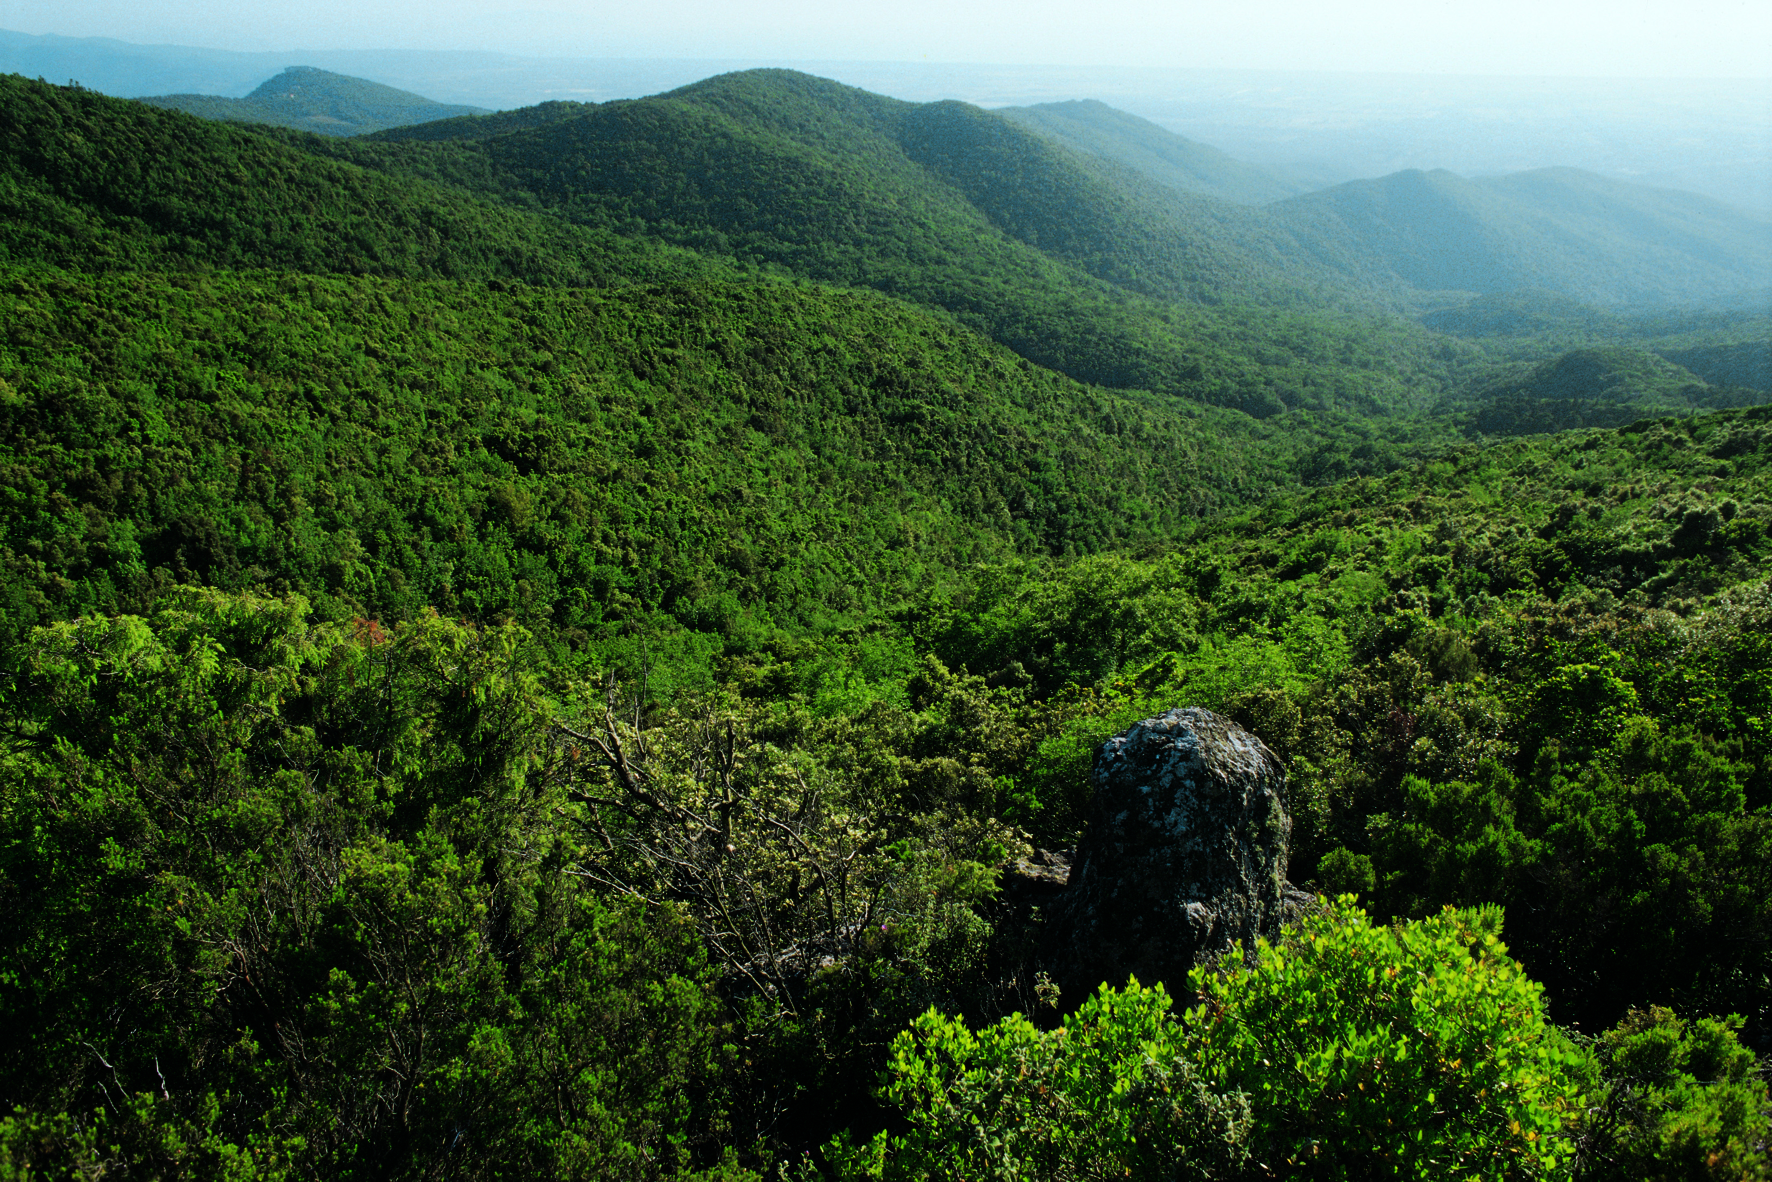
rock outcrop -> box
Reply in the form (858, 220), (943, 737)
(1047, 707), (1291, 1002)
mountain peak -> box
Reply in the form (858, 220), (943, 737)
(140, 65), (485, 136)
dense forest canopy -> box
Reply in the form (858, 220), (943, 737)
(0, 70), (1768, 1179)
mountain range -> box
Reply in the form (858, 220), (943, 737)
(4, 66), (1766, 436)
(343, 67), (1770, 313)
(6, 27), (1767, 213)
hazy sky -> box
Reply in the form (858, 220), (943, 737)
(7, 0), (1771, 78)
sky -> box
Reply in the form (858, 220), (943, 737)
(6, 0), (1772, 78)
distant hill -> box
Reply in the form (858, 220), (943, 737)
(1659, 341), (1772, 392)
(994, 99), (1310, 205)
(1274, 167), (1772, 307)
(138, 66), (486, 136)
(1451, 345), (1772, 435)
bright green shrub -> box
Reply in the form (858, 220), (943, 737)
(843, 901), (1589, 1180)
(1188, 898), (1586, 1179)
(829, 979), (1252, 1180)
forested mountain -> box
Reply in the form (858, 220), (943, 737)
(366, 97), (597, 142)
(138, 65), (486, 136)
(3, 70), (1488, 422)
(995, 98), (1312, 205)
(0, 69), (1769, 1179)
(1274, 166), (1772, 306)
(0, 73), (726, 285)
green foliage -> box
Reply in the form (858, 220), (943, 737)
(1189, 899), (1586, 1179)
(5, 59), (1772, 1177)
(0, 590), (748, 1179)
(830, 980), (1253, 1181)
(1579, 1007), (1772, 1181)
(0, 266), (1288, 655)
(1314, 847), (1377, 897)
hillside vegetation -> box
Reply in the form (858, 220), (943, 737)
(0, 73), (727, 286)
(0, 265), (1316, 661)
(0, 71), (1769, 1180)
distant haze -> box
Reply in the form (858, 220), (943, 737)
(7, 25), (1767, 215)
(6, 0), (1771, 78)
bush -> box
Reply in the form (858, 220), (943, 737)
(1188, 898), (1586, 1179)
(1579, 1006), (1772, 1181)
(829, 979), (1252, 1180)
(843, 900), (1590, 1180)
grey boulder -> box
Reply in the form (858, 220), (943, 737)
(1047, 707), (1291, 1002)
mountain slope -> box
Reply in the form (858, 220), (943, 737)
(311, 69), (1479, 418)
(138, 65), (486, 136)
(0, 266), (1312, 652)
(366, 99), (596, 143)
(1274, 166), (1772, 306)
(994, 99), (1310, 205)
(0, 73), (723, 286)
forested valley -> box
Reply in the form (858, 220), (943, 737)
(1, 69), (1770, 1179)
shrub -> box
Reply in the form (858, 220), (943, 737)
(828, 979), (1252, 1180)
(1578, 1006), (1771, 1181)
(1188, 897), (1587, 1179)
